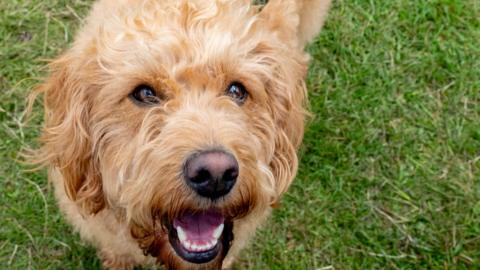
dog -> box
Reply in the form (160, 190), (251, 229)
(31, 0), (331, 269)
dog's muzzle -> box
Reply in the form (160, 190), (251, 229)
(161, 149), (238, 264)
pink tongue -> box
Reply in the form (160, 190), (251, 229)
(173, 210), (224, 242)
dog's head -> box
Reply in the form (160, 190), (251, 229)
(35, 0), (329, 268)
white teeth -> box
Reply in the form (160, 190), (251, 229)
(180, 240), (187, 249)
(177, 238), (219, 252)
(211, 239), (219, 247)
(197, 240), (217, 251)
(175, 223), (224, 252)
(213, 223), (224, 239)
(178, 239), (219, 252)
(176, 226), (187, 242)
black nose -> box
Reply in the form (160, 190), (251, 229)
(183, 150), (239, 199)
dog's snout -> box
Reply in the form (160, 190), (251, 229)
(184, 150), (238, 199)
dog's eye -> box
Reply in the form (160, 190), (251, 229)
(130, 85), (161, 105)
(225, 82), (248, 105)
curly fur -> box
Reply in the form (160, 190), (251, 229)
(30, 0), (331, 269)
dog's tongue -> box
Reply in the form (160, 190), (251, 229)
(173, 210), (224, 243)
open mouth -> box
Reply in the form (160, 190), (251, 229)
(167, 209), (232, 264)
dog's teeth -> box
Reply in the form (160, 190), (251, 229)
(176, 223), (223, 252)
(184, 241), (192, 250)
(180, 239), (218, 252)
(199, 242), (213, 251)
(212, 223), (224, 239)
(176, 226), (187, 242)
(209, 239), (217, 248)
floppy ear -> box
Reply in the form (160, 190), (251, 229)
(259, 0), (332, 47)
(258, 51), (308, 203)
(36, 54), (105, 214)
(268, 80), (306, 204)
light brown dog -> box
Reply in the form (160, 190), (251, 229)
(32, 0), (331, 269)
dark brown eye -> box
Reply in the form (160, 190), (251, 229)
(225, 82), (248, 104)
(129, 85), (161, 106)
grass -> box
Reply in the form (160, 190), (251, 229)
(1, 0), (479, 269)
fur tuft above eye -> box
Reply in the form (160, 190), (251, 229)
(129, 85), (162, 106)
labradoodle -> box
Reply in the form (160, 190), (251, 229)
(31, 0), (331, 269)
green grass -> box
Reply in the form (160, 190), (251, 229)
(1, 0), (479, 269)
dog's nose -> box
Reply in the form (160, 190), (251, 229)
(184, 150), (238, 199)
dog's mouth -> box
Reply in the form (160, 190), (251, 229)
(167, 209), (233, 264)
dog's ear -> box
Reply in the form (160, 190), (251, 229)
(36, 54), (105, 214)
(259, 0), (332, 47)
(268, 81), (306, 204)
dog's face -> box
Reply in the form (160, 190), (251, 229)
(37, 0), (311, 268)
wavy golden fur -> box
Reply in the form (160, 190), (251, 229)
(31, 0), (331, 269)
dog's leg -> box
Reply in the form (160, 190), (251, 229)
(99, 249), (136, 270)
(222, 256), (236, 270)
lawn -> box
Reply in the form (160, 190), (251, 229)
(1, 0), (479, 269)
